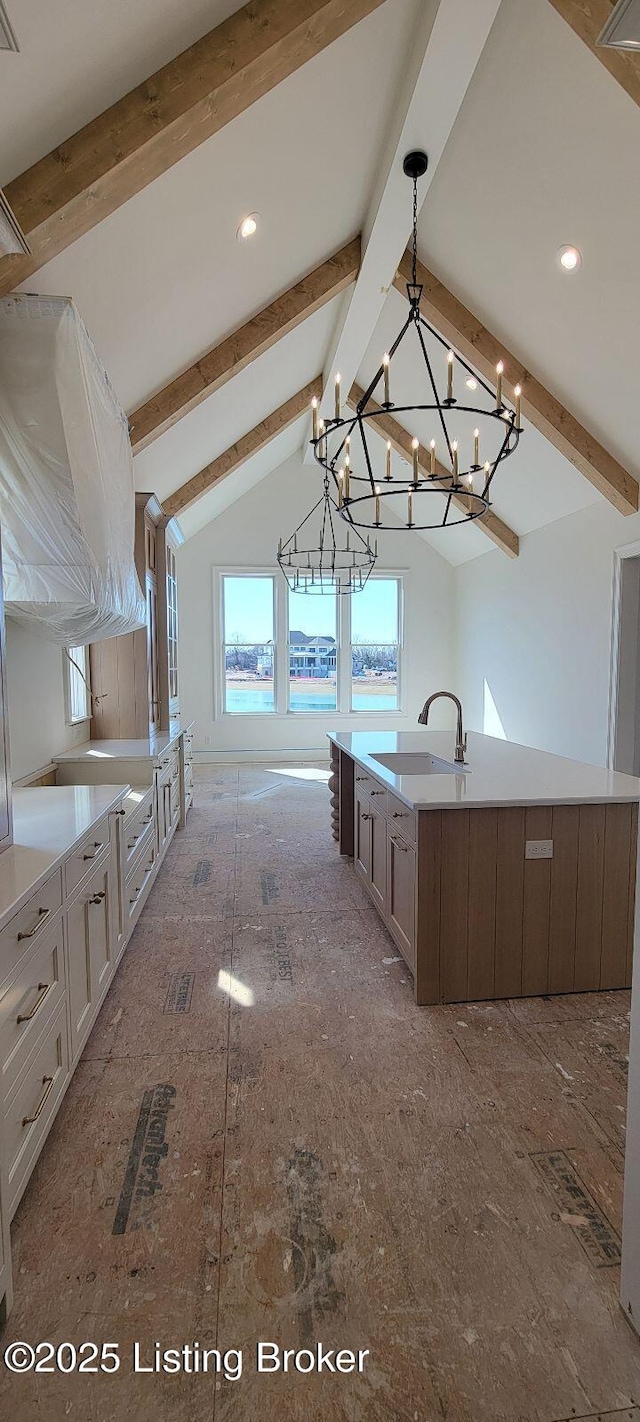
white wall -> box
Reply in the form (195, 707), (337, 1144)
(176, 453), (457, 758)
(455, 499), (640, 767)
(5, 619), (88, 780)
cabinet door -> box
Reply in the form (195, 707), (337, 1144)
(387, 830), (417, 972)
(355, 796), (372, 884)
(369, 805), (388, 914)
(66, 856), (113, 1062)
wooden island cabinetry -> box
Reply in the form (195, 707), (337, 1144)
(331, 731), (640, 1006)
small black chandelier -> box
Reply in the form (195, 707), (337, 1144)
(277, 471), (376, 595)
(310, 150), (523, 533)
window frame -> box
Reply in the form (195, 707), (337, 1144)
(214, 568), (405, 719)
(63, 645), (91, 725)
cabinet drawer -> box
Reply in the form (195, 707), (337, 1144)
(354, 769), (376, 797)
(126, 842), (157, 924)
(0, 921), (66, 1098)
(387, 792), (417, 844)
(124, 800), (155, 872)
(0, 870), (63, 984)
(157, 747), (179, 785)
(3, 1001), (69, 1218)
(64, 815), (110, 897)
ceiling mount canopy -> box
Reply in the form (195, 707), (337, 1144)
(277, 471), (376, 595)
(310, 150), (524, 533)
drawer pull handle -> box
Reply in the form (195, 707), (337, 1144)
(115, 809), (127, 816)
(17, 982), (51, 1024)
(391, 835), (409, 852)
(83, 841), (104, 861)
(17, 906), (52, 942)
(356, 775), (366, 781)
(371, 789), (385, 795)
(89, 893), (106, 905)
(392, 811), (406, 818)
(361, 813), (371, 821)
(23, 1075), (55, 1127)
(127, 835), (140, 848)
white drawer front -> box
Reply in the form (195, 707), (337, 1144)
(157, 747), (179, 785)
(4, 1001), (69, 1218)
(64, 815), (110, 897)
(0, 871), (63, 985)
(0, 921), (66, 1098)
(124, 801), (155, 872)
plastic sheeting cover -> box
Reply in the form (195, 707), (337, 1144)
(0, 293), (146, 644)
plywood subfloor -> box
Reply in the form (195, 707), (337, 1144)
(1, 764), (639, 1421)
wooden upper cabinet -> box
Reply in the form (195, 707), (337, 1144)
(89, 494), (180, 738)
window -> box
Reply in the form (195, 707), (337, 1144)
(288, 586), (337, 713)
(218, 572), (402, 717)
(350, 577), (399, 711)
(222, 575), (275, 714)
(64, 645), (91, 723)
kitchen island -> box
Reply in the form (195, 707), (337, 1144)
(328, 730), (640, 1005)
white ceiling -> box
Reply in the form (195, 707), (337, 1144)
(418, 0), (640, 481)
(134, 296), (342, 504)
(4, 0), (639, 564)
(16, 0), (421, 413)
(0, 0), (240, 185)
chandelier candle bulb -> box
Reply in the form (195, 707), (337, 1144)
(338, 470), (344, 507)
(375, 487), (381, 525)
(383, 353), (390, 404)
(474, 428), (479, 466)
(447, 350), (454, 401)
(334, 373), (341, 421)
(514, 384), (522, 428)
(408, 490), (413, 525)
(452, 441), (459, 481)
(411, 436), (419, 483)
(386, 440), (392, 480)
(312, 396), (319, 442)
(344, 465), (350, 500)
(430, 439), (436, 475)
(496, 360), (504, 408)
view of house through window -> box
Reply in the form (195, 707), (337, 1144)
(223, 575), (275, 714)
(288, 587), (337, 712)
(220, 573), (401, 715)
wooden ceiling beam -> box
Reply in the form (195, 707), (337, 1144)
(393, 250), (638, 515)
(548, 0), (640, 110)
(164, 377), (322, 517)
(350, 384), (519, 558)
(0, 0), (386, 295)
(130, 239), (360, 452)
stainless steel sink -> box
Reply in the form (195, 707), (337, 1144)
(370, 752), (469, 775)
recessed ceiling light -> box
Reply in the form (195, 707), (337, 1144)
(465, 377), (477, 391)
(237, 213), (259, 241)
(558, 245), (581, 272)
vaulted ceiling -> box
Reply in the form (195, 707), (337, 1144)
(1, 0), (639, 565)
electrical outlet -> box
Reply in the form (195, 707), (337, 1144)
(525, 840), (553, 860)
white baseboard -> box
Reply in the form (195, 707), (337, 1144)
(193, 747), (330, 765)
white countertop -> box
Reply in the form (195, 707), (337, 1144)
(55, 719), (193, 763)
(0, 784), (129, 931)
(329, 730), (640, 811)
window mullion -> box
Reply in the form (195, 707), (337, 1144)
(338, 592), (350, 713)
(275, 574), (288, 716)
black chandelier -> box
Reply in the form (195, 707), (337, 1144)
(277, 471), (376, 595)
(310, 150), (523, 532)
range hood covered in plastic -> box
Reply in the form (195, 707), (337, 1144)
(0, 293), (146, 644)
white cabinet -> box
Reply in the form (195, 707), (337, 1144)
(65, 853), (114, 1065)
